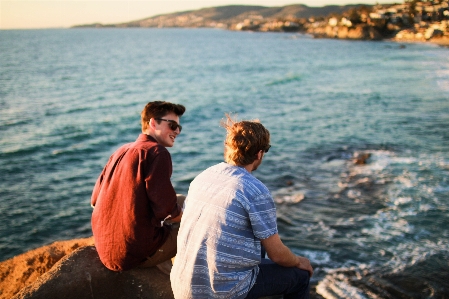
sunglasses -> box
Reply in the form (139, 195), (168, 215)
(155, 118), (182, 133)
(264, 145), (271, 153)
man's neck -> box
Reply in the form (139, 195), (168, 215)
(243, 164), (254, 173)
(144, 130), (157, 143)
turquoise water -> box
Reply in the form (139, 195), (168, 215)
(1, 28), (448, 298)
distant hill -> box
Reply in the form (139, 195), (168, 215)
(73, 4), (374, 28)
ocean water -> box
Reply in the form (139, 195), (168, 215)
(1, 28), (448, 298)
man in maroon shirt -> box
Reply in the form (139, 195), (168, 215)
(91, 101), (185, 273)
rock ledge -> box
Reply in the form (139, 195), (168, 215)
(11, 245), (173, 299)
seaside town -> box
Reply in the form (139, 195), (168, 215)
(232, 0), (449, 45)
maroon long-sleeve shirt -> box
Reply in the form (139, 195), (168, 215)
(91, 134), (181, 271)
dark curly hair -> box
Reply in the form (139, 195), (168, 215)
(141, 101), (185, 132)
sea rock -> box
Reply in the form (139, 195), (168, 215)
(0, 237), (94, 299)
(11, 245), (173, 299)
(352, 152), (371, 165)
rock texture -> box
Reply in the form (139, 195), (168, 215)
(0, 237), (94, 299)
(11, 246), (173, 299)
(352, 152), (372, 165)
(307, 24), (383, 40)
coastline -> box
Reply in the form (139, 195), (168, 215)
(308, 30), (449, 48)
(70, 2), (449, 50)
(393, 36), (449, 47)
(304, 22), (449, 48)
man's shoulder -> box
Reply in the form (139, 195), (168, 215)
(204, 163), (270, 194)
(131, 135), (168, 152)
(110, 139), (168, 164)
(197, 162), (226, 175)
(238, 169), (267, 189)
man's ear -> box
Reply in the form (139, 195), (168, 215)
(256, 150), (263, 161)
(144, 118), (156, 134)
(148, 118), (156, 130)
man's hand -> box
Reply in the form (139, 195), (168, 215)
(296, 256), (313, 277)
(262, 233), (314, 277)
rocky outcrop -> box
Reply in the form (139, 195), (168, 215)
(352, 152), (372, 165)
(307, 24), (383, 40)
(11, 246), (173, 299)
(0, 237), (175, 299)
(0, 237), (94, 299)
(1, 238), (320, 299)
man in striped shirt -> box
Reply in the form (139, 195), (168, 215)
(171, 115), (312, 299)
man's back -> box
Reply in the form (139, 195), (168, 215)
(171, 162), (278, 299)
(91, 134), (176, 271)
(171, 115), (311, 299)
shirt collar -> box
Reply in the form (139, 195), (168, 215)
(137, 133), (157, 143)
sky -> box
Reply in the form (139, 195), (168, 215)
(1, 0), (396, 29)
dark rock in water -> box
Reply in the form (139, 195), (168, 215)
(352, 152), (371, 165)
(12, 246), (173, 299)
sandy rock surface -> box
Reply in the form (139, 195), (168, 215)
(0, 237), (94, 299)
(11, 245), (173, 299)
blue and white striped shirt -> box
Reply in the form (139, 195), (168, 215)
(171, 162), (278, 299)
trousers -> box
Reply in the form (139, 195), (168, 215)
(138, 194), (185, 268)
(245, 259), (310, 299)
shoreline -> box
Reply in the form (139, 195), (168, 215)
(310, 32), (449, 48)
(397, 36), (449, 47)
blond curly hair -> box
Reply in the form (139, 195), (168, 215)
(221, 114), (270, 166)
